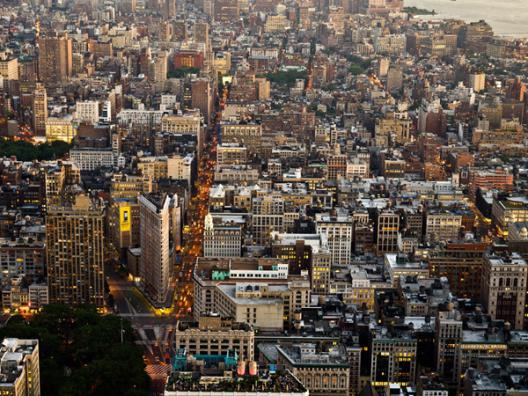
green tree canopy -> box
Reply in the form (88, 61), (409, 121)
(0, 138), (71, 161)
(167, 67), (200, 78)
(262, 70), (308, 87)
(349, 64), (365, 76)
(0, 304), (150, 396)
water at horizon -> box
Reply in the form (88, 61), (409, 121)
(405, 0), (528, 37)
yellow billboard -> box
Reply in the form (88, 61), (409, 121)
(120, 206), (131, 232)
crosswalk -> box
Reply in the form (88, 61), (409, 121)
(145, 364), (170, 378)
(134, 324), (175, 362)
(119, 313), (159, 317)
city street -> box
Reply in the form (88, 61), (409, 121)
(173, 123), (218, 319)
(102, 83), (225, 396)
(107, 96), (222, 387)
(106, 265), (176, 367)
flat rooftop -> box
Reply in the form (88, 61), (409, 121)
(0, 237), (45, 248)
(218, 284), (285, 306)
(277, 345), (349, 368)
(165, 370), (307, 394)
(177, 318), (252, 332)
(270, 232), (329, 252)
(195, 257), (289, 281)
(0, 338), (38, 385)
(497, 197), (528, 209)
(486, 252), (527, 267)
(385, 254), (429, 270)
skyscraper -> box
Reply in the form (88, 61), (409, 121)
(376, 211), (400, 254)
(315, 212), (353, 266)
(191, 78), (213, 124)
(148, 51), (167, 92)
(139, 193), (172, 307)
(194, 22), (210, 45)
(468, 72), (486, 92)
(481, 251), (528, 329)
(38, 33), (73, 86)
(435, 308), (463, 383)
(33, 83), (48, 136)
(148, 51), (168, 85)
(165, 0), (176, 17)
(19, 55), (38, 94)
(0, 53), (19, 83)
(506, 76), (526, 102)
(386, 66), (403, 93)
(46, 194), (105, 308)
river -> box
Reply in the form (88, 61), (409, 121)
(405, 0), (528, 37)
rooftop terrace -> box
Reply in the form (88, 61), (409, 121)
(165, 370), (307, 394)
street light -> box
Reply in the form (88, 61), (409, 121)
(120, 317), (125, 344)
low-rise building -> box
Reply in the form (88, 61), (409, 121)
(70, 148), (115, 171)
(174, 314), (254, 360)
(385, 254), (429, 287)
(0, 338), (40, 396)
(0, 237), (45, 282)
(203, 213), (241, 258)
(193, 258), (310, 328)
(492, 196), (528, 235)
(462, 358), (528, 396)
(425, 211), (462, 243)
(1, 276), (49, 312)
(213, 283), (286, 331)
(165, 369), (307, 396)
(277, 343), (350, 396)
(45, 117), (76, 143)
(399, 277), (452, 316)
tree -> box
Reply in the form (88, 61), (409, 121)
(167, 67), (200, 78)
(0, 305), (150, 396)
(0, 138), (71, 161)
(349, 64), (364, 76)
(262, 70), (308, 87)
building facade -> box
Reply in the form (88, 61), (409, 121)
(203, 213), (241, 257)
(0, 338), (40, 396)
(481, 252), (528, 329)
(46, 195), (105, 308)
(139, 193), (172, 307)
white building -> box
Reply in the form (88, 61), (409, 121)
(228, 263), (289, 280)
(100, 100), (112, 123)
(75, 101), (100, 124)
(167, 154), (194, 187)
(70, 148), (115, 171)
(203, 213), (241, 258)
(315, 213), (353, 265)
(425, 211), (462, 243)
(346, 158), (369, 179)
(29, 284), (49, 309)
(161, 114), (201, 134)
(117, 108), (166, 128)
